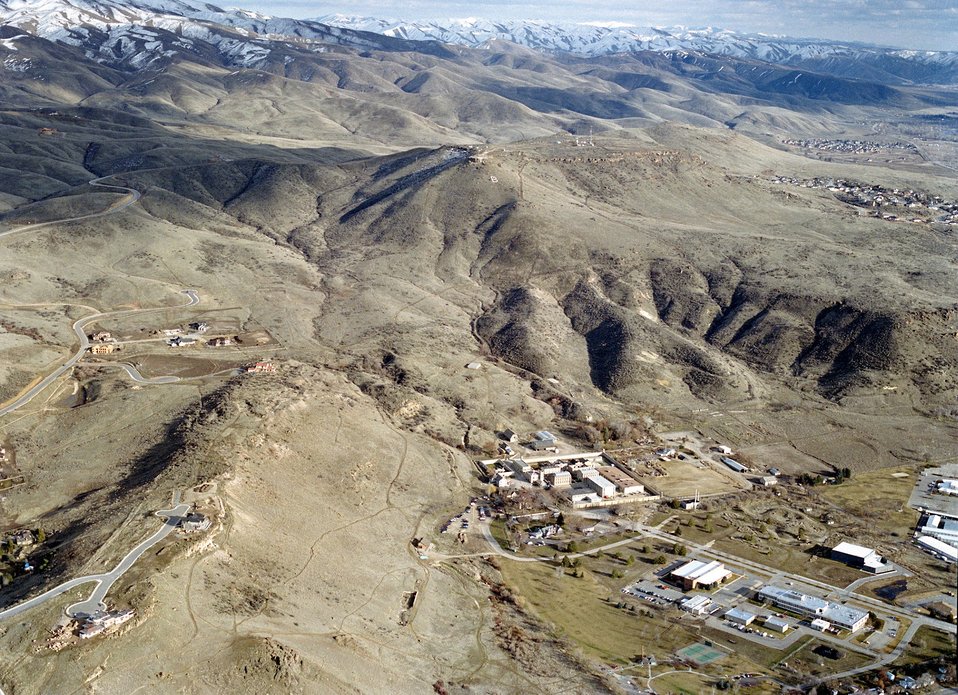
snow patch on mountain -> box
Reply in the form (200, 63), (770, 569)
(0, 0), (403, 70)
(317, 15), (958, 82)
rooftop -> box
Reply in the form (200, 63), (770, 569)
(672, 560), (728, 582)
(832, 541), (876, 559)
(681, 595), (711, 609)
(759, 585), (868, 628)
(725, 607), (756, 622)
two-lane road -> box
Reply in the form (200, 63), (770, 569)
(0, 500), (190, 621)
(0, 290), (200, 417)
(0, 176), (141, 241)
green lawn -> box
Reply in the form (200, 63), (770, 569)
(498, 558), (699, 664)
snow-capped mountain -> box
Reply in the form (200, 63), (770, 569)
(0, 0), (442, 70)
(318, 15), (958, 85)
(2, 0), (956, 86)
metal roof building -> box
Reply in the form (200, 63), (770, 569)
(916, 535), (958, 563)
(831, 541), (890, 573)
(758, 585), (868, 632)
(680, 595), (712, 614)
(721, 457), (747, 473)
(763, 616), (790, 632)
(669, 560), (731, 590)
(583, 473), (616, 499)
(725, 607), (756, 625)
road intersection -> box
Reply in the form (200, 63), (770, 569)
(477, 517), (957, 685)
(0, 498), (190, 621)
(0, 290), (200, 417)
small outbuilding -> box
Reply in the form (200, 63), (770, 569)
(725, 607), (756, 626)
(528, 430), (558, 451)
(680, 595), (712, 615)
(764, 616), (790, 633)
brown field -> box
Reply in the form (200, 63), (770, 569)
(891, 626), (957, 667)
(819, 466), (920, 533)
(634, 458), (740, 498)
(788, 639), (873, 677)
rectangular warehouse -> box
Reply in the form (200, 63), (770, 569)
(597, 466), (645, 495)
(725, 607), (756, 626)
(916, 535), (958, 563)
(583, 473), (616, 498)
(830, 542), (891, 573)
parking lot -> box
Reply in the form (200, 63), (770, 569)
(623, 579), (685, 605)
(908, 464), (958, 517)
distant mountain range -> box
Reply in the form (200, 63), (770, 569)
(1, 0), (956, 148)
(0, 0), (450, 71)
(319, 15), (958, 86)
(0, 1), (956, 86)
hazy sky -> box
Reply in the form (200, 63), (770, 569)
(238, 0), (958, 51)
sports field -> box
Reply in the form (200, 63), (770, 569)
(677, 642), (726, 666)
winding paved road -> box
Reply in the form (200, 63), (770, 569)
(0, 177), (141, 241)
(0, 500), (190, 621)
(0, 177), (202, 416)
(0, 176), (200, 621)
(101, 363), (242, 385)
(0, 290), (199, 417)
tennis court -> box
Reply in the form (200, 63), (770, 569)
(676, 642), (726, 665)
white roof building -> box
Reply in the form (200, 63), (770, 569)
(764, 616), (790, 632)
(916, 535), (958, 563)
(680, 595), (712, 614)
(584, 474), (616, 499)
(758, 585), (868, 632)
(670, 560), (731, 589)
(937, 479), (958, 496)
(810, 618), (831, 631)
(831, 541), (888, 572)
(725, 607), (756, 625)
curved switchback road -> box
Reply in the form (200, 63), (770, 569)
(0, 290), (200, 417)
(0, 499), (190, 621)
(100, 363), (243, 385)
(0, 177), (141, 241)
(0, 177), (200, 416)
(0, 178), (197, 622)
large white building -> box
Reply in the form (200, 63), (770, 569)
(917, 513), (958, 550)
(916, 535), (958, 563)
(937, 479), (958, 496)
(669, 560), (731, 590)
(758, 585), (868, 633)
(583, 473), (616, 498)
(830, 542), (891, 573)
